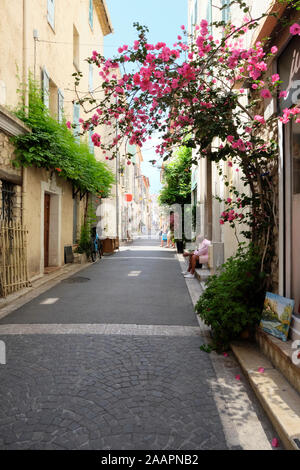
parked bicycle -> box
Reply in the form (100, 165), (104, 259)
(90, 228), (103, 262)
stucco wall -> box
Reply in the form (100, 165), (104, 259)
(23, 167), (74, 278)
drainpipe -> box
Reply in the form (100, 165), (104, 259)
(23, 0), (29, 108)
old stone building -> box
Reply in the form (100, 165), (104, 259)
(0, 1), (113, 289)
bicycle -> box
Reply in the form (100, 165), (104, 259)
(90, 231), (103, 262)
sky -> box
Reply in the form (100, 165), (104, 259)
(103, 0), (188, 194)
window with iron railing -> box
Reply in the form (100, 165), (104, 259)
(1, 180), (15, 223)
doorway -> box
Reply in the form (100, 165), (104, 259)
(44, 193), (50, 268)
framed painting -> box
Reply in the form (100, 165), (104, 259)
(259, 292), (295, 342)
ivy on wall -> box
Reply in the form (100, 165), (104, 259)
(12, 79), (115, 196)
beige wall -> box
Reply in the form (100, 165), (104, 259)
(0, 0), (113, 278)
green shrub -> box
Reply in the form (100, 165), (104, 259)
(195, 246), (266, 351)
(76, 202), (97, 257)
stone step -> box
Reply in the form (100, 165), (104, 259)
(194, 268), (211, 284)
(256, 328), (300, 395)
(231, 341), (300, 450)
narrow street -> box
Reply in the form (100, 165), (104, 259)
(0, 239), (277, 450)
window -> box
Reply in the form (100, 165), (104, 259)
(42, 67), (50, 109)
(73, 25), (80, 70)
(222, 0), (230, 24)
(47, 0), (55, 30)
(89, 0), (93, 30)
(73, 102), (80, 142)
(58, 89), (64, 123)
(1, 180), (15, 222)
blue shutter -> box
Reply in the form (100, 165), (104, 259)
(58, 89), (64, 123)
(206, 0), (212, 33)
(89, 0), (93, 29)
(43, 67), (49, 108)
(47, 0), (55, 29)
(89, 64), (93, 93)
(222, 0), (230, 24)
(194, 0), (198, 26)
(73, 103), (80, 142)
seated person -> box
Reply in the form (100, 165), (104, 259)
(182, 236), (211, 279)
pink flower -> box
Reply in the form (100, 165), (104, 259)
(271, 74), (280, 83)
(227, 135), (234, 143)
(227, 197), (232, 203)
(258, 367), (265, 373)
(228, 161), (233, 167)
(219, 219), (224, 225)
(290, 23), (300, 36)
(223, 352), (228, 357)
(66, 121), (71, 129)
(252, 84), (258, 90)
(261, 89), (272, 99)
(254, 115), (265, 124)
(271, 46), (278, 54)
(181, 25), (185, 30)
(279, 90), (287, 98)
(271, 438), (279, 448)
(235, 374), (241, 380)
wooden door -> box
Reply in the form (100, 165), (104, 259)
(44, 194), (50, 268)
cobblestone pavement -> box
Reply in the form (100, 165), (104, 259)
(0, 239), (278, 450)
(0, 334), (226, 450)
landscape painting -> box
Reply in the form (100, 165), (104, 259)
(259, 292), (295, 341)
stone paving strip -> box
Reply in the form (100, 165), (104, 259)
(103, 256), (178, 261)
(0, 323), (202, 336)
(177, 252), (277, 450)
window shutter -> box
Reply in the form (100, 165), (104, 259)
(88, 129), (94, 154)
(58, 89), (64, 123)
(47, 0), (55, 29)
(194, 0), (198, 26)
(73, 102), (80, 142)
(89, 64), (93, 93)
(206, 0), (212, 33)
(89, 0), (93, 29)
(222, 0), (230, 24)
(43, 67), (50, 108)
